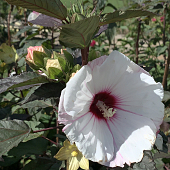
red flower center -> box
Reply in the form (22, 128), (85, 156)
(89, 91), (116, 119)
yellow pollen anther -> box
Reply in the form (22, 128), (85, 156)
(71, 150), (79, 157)
(96, 100), (116, 119)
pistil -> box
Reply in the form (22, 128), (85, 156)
(96, 100), (116, 119)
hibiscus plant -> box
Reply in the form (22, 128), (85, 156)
(0, 0), (170, 170)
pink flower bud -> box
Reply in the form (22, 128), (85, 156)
(26, 46), (44, 63)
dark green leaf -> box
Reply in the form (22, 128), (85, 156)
(42, 45), (52, 58)
(63, 50), (74, 67)
(100, 10), (155, 25)
(0, 72), (50, 94)
(0, 120), (30, 157)
(23, 121), (45, 142)
(22, 82), (65, 103)
(22, 157), (61, 170)
(59, 16), (100, 48)
(0, 106), (11, 120)
(8, 137), (48, 157)
(6, 0), (67, 20)
(33, 51), (47, 68)
(19, 86), (57, 108)
(132, 151), (157, 170)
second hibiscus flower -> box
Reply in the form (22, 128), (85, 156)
(58, 51), (164, 167)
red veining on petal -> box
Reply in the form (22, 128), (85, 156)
(89, 91), (117, 119)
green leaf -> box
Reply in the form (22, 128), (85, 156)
(57, 56), (68, 73)
(22, 157), (61, 170)
(0, 106), (11, 120)
(15, 26), (37, 37)
(156, 46), (167, 56)
(33, 51), (47, 68)
(63, 50), (74, 67)
(71, 64), (81, 72)
(42, 45), (52, 58)
(21, 99), (56, 109)
(8, 137), (48, 157)
(0, 72), (50, 94)
(105, 23), (117, 45)
(48, 67), (63, 79)
(0, 120), (30, 157)
(0, 43), (17, 64)
(132, 151), (157, 170)
(19, 86), (57, 108)
(23, 121), (45, 142)
(100, 10), (155, 25)
(154, 151), (170, 159)
(59, 16), (100, 48)
(88, 50), (101, 62)
(6, 0), (67, 20)
(154, 158), (165, 170)
(52, 51), (69, 73)
(21, 83), (65, 103)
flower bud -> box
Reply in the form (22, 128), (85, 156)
(26, 46), (44, 64)
(46, 59), (61, 71)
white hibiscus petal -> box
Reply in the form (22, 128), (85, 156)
(58, 89), (73, 124)
(90, 51), (137, 94)
(88, 55), (107, 71)
(64, 113), (114, 163)
(109, 72), (164, 129)
(104, 110), (156, 167)
(64, 66), (93, 117)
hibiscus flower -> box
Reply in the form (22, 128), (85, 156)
(58, 51), (164, 167)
